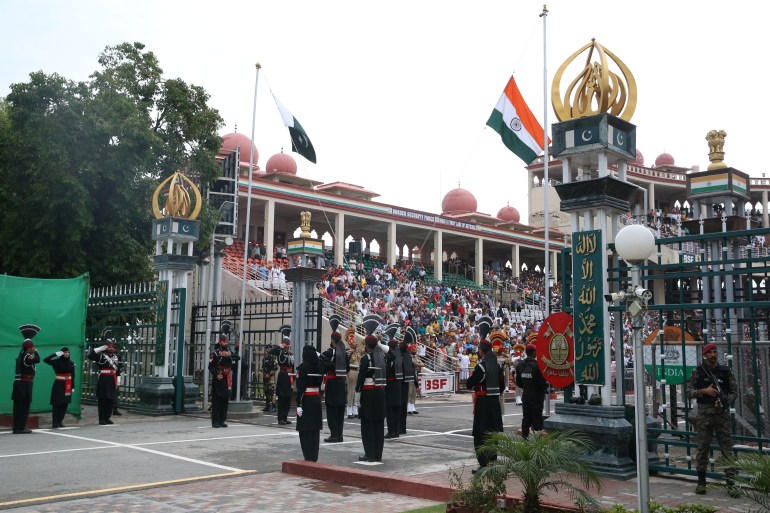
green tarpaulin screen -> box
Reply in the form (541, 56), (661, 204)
(0, 274), (89, 417)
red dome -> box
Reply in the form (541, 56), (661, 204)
(441, 187), (477, 214)
(221, 132), (259, 168)
(265, 151), (297, 175)
(632, 149), (644, 166)
(497, 204), (520, 223)
(655, 152), (675, 167)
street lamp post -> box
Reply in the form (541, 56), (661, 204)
(613, 224), (656, 513)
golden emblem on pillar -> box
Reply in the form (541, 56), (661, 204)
(552, 39), (637, 122)
(299, 211), (312, 238)
(705, 129), (728, 170)
(152, 171), (202, 220)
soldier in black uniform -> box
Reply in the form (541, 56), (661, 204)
(271, 325), (294, 425)
(384, 328), (403, 439)
(399, 326), (418, 435)
(43, 346), (75, 429)
(12, 324), (42, 434)
(88, 329), (122, 426)
(261, 345), (277, 413)
(296, 344), (325, 461)
(320, 315), (349, 443)
(465, 316), (504, 473)
(209, 334), (239, 428)
(356, 314), (389, 462)
(515, 343), (547, 439)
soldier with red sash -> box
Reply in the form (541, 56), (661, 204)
(271, 325), (295, 425)
(296, 344), (325, 461)
(209, 333), (239, 428)
(383, 323), (403, 439)
(356, 314), (389, 462)
(465, 316), (504, 473)
(88, 329), (122, 426)
(320, 315), (349, 443)
(44, 346), (75, 429)
(12, 324), (41, 434)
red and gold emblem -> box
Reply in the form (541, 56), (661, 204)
(536, 312), (575, 388)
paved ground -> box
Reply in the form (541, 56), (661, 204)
(0, 393), (759, 512)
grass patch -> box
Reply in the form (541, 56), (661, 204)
(399, 505), (446, 513)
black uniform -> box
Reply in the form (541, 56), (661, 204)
(87, 346), (122, 425)
(400, 343), (416, 435)
(12, 349), (41, 433)
(466, 347), (504, 468)
(43, 351), (75, 428)
(296, 346), (324, 461)
(515, 355), (547, 438)
(209, 342), (239, 428)
(320, 340), (349, 442)
(271, 344), (294, 424)
(356, 342), (387, 462)
(384, 343), (403, 438)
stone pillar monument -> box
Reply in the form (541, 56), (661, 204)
(136, 171), (202, 413)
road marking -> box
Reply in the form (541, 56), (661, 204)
(0, 445), (119, 459)
(41, 430), (246, 472)
(0, 471), (255, 509)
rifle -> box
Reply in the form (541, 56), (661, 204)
(701, 363), (729, 412)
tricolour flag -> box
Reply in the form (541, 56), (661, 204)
(272, 94), (317, 163)
(486, 75), (547, 165)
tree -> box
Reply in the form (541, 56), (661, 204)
(475, 431), (602, 513)
(0, 42), (223, 286)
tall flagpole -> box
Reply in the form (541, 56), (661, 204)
(541, 4), (550, 319)
(540, 5), (551, 415)
(237, 62), (261, 402)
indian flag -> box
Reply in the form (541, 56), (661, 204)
(486, 75), (548, 165)
(733, 175), (748, 195)
(272, 93), (317, 164)
(691, 173), (729, 195)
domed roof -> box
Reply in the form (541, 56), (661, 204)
(441, 187), (477, 214)
(655, 152), (675, 167)
(497, 204), (521, 223)
(221, 132), (259, 168)
(632, 149), (644, 166)
(265, 151), (297, 175)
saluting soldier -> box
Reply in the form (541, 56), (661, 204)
(43, 346), (76, 429)
(271, 325), (295, 425)
(383, 323), (403, 439)
(465, 316), (504, 473)
(296, 344), (325, 461)
(356, 315), (389, 462)
(209, 334), (239, 428)
(88, 329), (123, 426)
(399, 326), (418, 435)
(261, 345), (277, 413)
(320, 315), (349, 443)
(12, 324), (42, 434)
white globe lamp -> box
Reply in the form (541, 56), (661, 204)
(615, 224), (656, 265)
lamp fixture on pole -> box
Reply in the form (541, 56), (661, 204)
(612, 224), (655, 513)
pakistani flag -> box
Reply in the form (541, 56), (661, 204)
(272, 94), (317, 163)
(486, 75), (548, 165)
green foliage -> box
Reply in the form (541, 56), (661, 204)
(397, 506), (447, 513)
(602, 502), (717, 513)
(448, 465), (506, 513)
(715, 452), (770, 513)
(0, 42), (223, 286)
(475, 431), (602, 513)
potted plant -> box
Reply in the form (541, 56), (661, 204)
(475, 430), (602, 513)
(447, 465), (506, 513)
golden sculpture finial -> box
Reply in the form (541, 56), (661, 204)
(300, 211), (312, 238)
(706, 130), (728, 170)
(552, 39), (637, 122)
(151, 171), (202, 220)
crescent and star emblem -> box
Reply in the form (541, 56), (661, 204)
(581, 130), (592, 142)
(616, 133), (624, 144)
(509, 117), (523, 131)
(297, 134), (307, 147)
(182, 224), (190, 233)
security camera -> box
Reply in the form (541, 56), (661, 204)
(633, 287), (652, 301)
(604, 291), (626, 302)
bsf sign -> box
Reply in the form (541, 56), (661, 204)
(420, 372), (455, 396)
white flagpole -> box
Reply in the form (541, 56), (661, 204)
(540, 5), (551, 414)
(237, 62), (261, 401)
(540, 5), (550, 320)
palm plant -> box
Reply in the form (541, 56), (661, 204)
(715, 452), (770, 512)
(475, 430), (602, 513)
